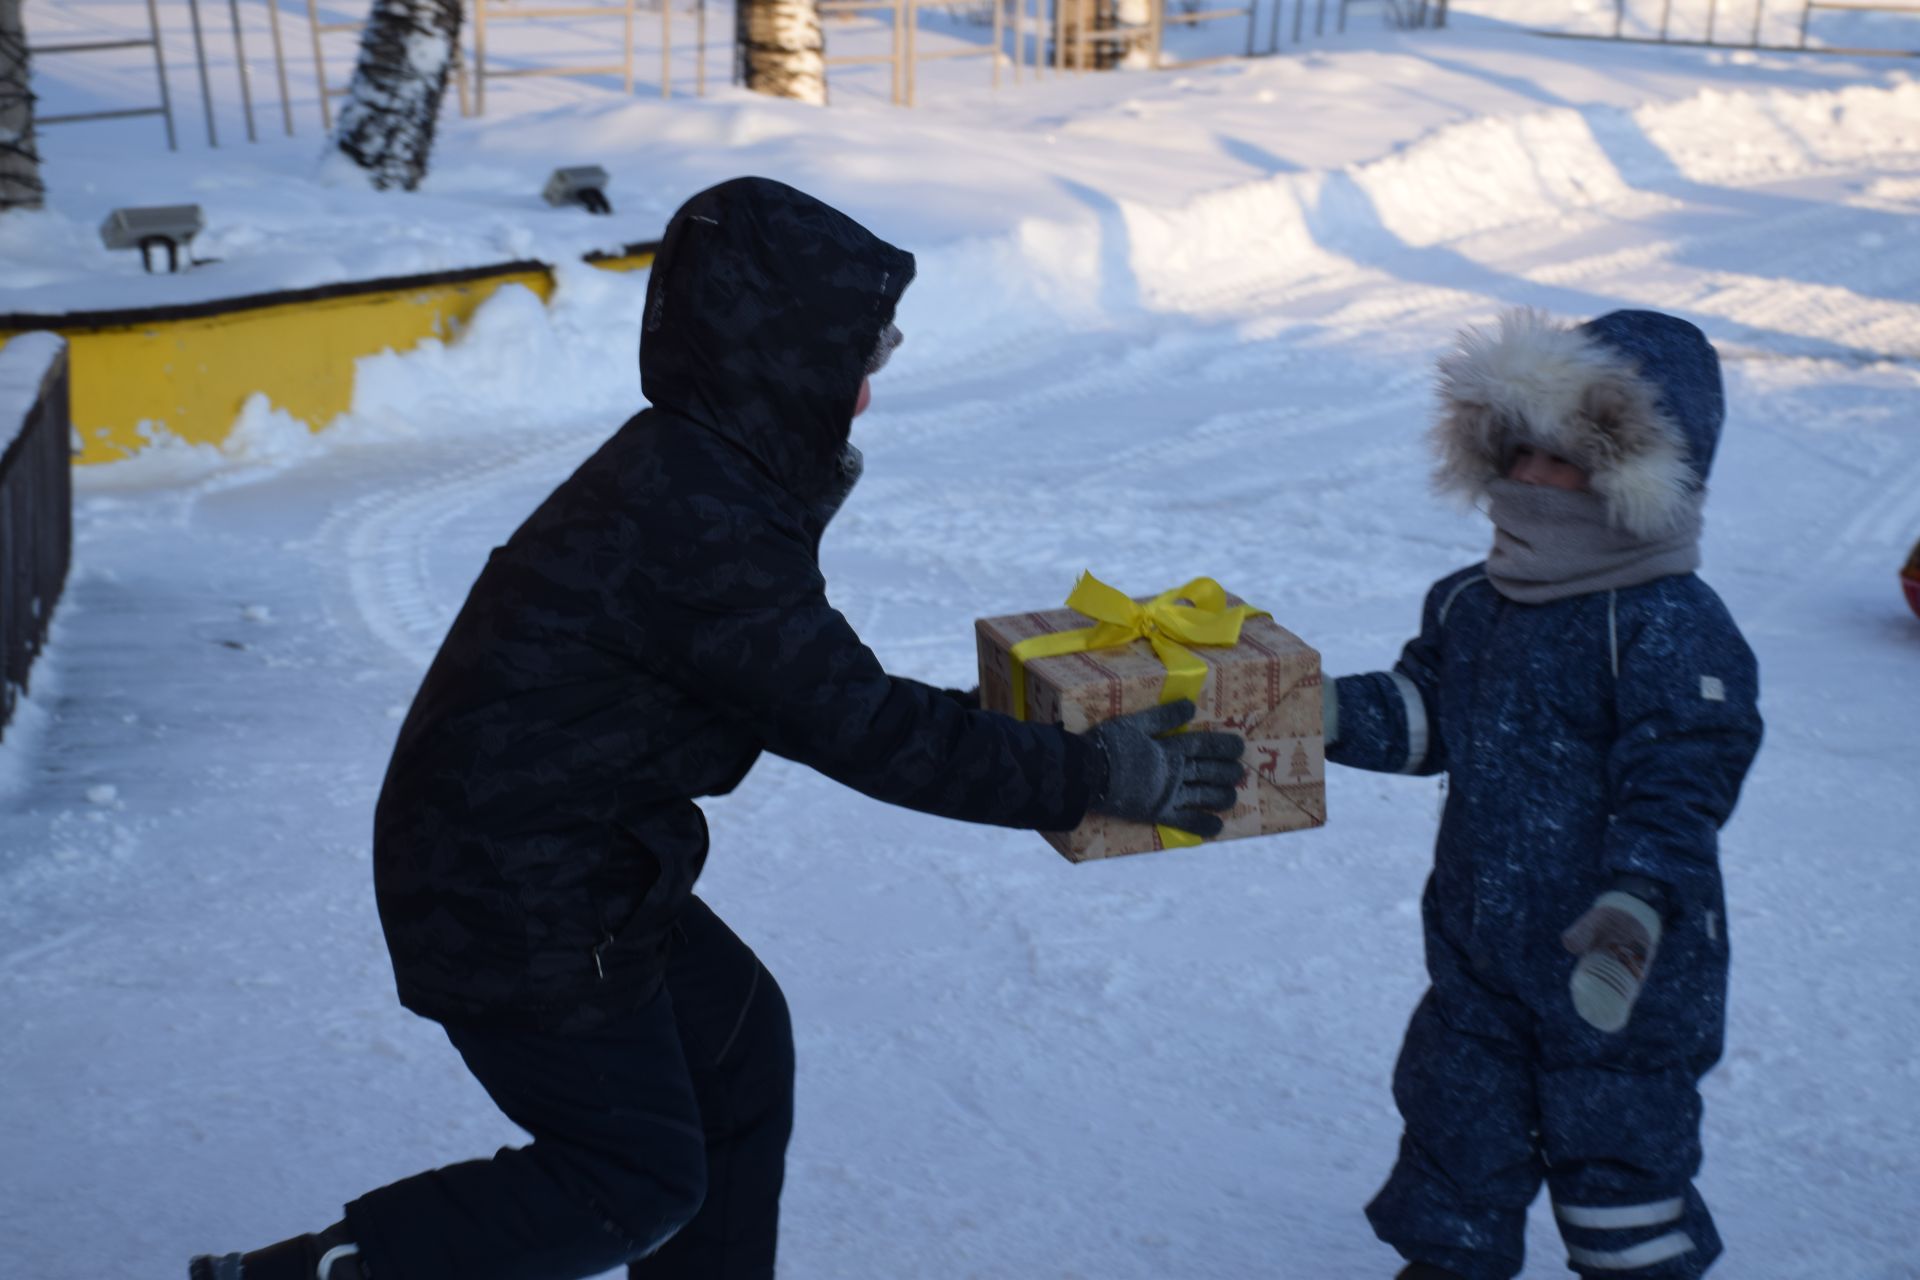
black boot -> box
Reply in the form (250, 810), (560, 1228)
(1396, 1265), (1468, 1280)
(189, 1221), (363, 1280)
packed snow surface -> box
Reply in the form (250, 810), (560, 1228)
(3, 10), (1919, 1279)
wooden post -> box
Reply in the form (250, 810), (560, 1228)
(227, 0), (258, 140)
(891, 0), (901, 102)
(473, 0), (488, 114)
(265, 0), (294, 132)
(149, 0), (178, 147)
(696, 0), (707, 93)
(622, 0), (633, 92)
(186, 0), (219, 144)
(993, 0), (1003, 86)
(904, 0), (915, 103)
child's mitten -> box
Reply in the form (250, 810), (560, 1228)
(1561, 889), (1664, 1033)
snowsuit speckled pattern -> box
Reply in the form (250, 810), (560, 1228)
(371, 177), (1098, 1034)
(1330, 312), (1763, 1280)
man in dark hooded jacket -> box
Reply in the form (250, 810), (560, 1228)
(190, 177), (1244, 1280)
(1326, 309), (1763, 1280)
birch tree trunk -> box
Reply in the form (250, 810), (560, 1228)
(330, 0), (462, 191)
(737, 0), (825, 105)
(1061, 0), (1132, 69)
(0, 0), (45, 211)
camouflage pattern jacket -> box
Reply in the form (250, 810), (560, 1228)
(372, 178), (1098, 1032)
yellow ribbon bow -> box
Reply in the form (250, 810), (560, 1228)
(1008, 572), (1268, 849)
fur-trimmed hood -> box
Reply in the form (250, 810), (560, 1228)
(1432, 308), (1725, 538)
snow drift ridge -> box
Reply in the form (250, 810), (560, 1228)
(892, 80), (1920, 365)
(153, 77), (1920, 465)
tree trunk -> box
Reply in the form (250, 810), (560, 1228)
(331, 0), (462, 191)
(1057, 0), (1144, 69)
(737, 0), (825, 105)
(0, 0), (45, 211)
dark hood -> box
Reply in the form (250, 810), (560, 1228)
(1577, 310), (1725, 486)
(639, 177), (915, 504)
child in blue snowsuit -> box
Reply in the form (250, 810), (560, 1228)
(1324, 309), (1763, 1280)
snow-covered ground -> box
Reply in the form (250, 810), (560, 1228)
(4, 9), (1920, 1279)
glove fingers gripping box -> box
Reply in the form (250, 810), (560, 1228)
(975, 598), (1326, 862)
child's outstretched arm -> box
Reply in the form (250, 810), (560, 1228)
(1324, 572), (1471, 777)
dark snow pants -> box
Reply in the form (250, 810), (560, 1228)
(343, 896), (795, 1280)
(1366, 931), (1722, 1280)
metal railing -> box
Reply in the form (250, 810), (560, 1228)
(1336, 0), (1438, 34)
(476, 0), (633, 110)
(819, 0), (1417, 103)
(26, 0), (706, 150)
(1797, 0), (1920, 50)
(907, 0), (998, 96)
(0, 340), (73, 746)
(30, 0), (178, 149)
(471, 0), (711, 109)
(821, 0), (911, 102)
(1162, 0), (1260, 64)
(29, 0), (1441, 141)
(1530, 0), (1920, 57)
(821, 0), (998, 103)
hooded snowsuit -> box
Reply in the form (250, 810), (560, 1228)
(345, 178), (1101, 1279)
(1329, 311), (1763, 1280)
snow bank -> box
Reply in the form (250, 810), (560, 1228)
(14, 22), (1913, 316)
(0, 644), (58, 795)
(891, 80), (1920, 362)
(342, 261), (649, 440)
(1096, 82), (1918, 303)
(0, 332), (66, 459)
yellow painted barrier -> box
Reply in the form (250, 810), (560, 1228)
(0, 243), (657, 465)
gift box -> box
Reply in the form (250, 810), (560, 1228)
(975, 574), (1326, 862)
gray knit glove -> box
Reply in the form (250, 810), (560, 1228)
(1562, 890), (1664, 1033)
(1083, 699), (1245, 839)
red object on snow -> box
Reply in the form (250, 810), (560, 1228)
(1904, 538), (1920, 622)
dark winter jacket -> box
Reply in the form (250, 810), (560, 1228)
(372, 178), (1098, 1033)
(1330, 311), (1763, 1068)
